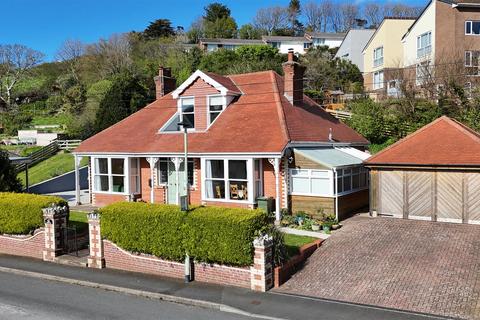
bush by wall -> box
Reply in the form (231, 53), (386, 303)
(0, 193), (67, 234)
(99, 203), (269, 266)
(183, 207), (269, 266)
(100, 202), (187, 262)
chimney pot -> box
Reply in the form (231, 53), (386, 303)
(154, 66), (176, 99)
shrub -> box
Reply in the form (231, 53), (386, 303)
(183, 207), (269, 266)
(100, 202), (187, 261)
(100, 203), (269, 266)
(0, 193), (67, 234)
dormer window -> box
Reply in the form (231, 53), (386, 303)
(208, 96), (223, 125)
(181, 97), (195, 129)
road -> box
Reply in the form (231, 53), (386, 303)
(0, 272), (252, 320)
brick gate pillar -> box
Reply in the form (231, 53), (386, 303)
(87, 212), (105, 269)
(42, 205), (68, 262)
(250, 235), (274, 292)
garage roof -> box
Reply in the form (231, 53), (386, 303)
(294, 147), (368, 168)
(365, 116), (480, 167)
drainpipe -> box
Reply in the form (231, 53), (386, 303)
(333, 168), (339, 222)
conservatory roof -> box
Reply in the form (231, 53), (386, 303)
(294, 147), (369, 168)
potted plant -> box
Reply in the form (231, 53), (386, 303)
(322, 221), (332, 234)
(311, 219), (322, 231)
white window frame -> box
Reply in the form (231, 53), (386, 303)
(92, 157), (127, 194)
(178, 96), (195, 131)
(465, 20), (480, 35)
(129, 158), (140, 194)
(373, 71), (384, 90)
(417, 31), (432, 59)
(254, 159), (263, 199)
(335, 166), (369, 196)
(207, 95), (225, 126)
(373, 46), (384, 68)
(156, 158), (196, 187)
(289, 168), (334, 197)
(202, 158), (254, 203)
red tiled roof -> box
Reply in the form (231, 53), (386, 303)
(365, 116), (480, 166)
(204, 72), (242, 95)
(75, 70), (367, 155)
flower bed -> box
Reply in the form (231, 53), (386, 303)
(280, 211), (341, 235)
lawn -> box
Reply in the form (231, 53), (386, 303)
(283, 233), (317, 258)
(18, 151), (88, 186)
(68, 211), (88, 233)
(31, 113), (70, 127)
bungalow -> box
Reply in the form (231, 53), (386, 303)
(366, 116), (480, 224)
(73, 51), (369, 222)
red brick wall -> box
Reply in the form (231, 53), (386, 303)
(262, 158), (286, 209)
(180, 78), (220, 131)
(0, 229), (45, 259)
(92, 194), (127, 207)
(103, 240), (251, 288)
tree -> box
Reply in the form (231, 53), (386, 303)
(319, 0), (333, 32)
(347, 99), (387, 144)
(86, 33), (133, 76)
(55, 39), (85, 82)
(304, 2), (322, 32)
(0, 44), (44, 110)
(288, 0), (302, 35)
(0, 150), (22, 192)
(94, 73), (150, 133)
(142, 19), (175, 39)
(204, 17), (237, 38)
(203, 2), (231, 22)
(364, 2), (383, 28)
(331, 4), (359, 32)
(253, 6), (290, 35)
(239, 24), (261, 39)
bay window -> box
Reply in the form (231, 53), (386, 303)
(205, 159), (249, 201)
(180, 97), (195, 129)
(208, 96), (223, 125)
(93, 158), (126, 193)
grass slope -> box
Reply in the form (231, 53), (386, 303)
(18, 151), (88, 186)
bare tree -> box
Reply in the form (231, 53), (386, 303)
(253, 6), (290, 35)
(56, 39), (85, 82)
(0, 44), (44, 110)
(364, 2), (383, 28)
(86, 33), (132, 76)
(331, 3), (359, 32)
(304, 1), (322, 32)
(319, 0), (333, 32)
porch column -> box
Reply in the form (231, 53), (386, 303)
(269, 158), (281, 223)
(124, 157), (130, 200)
(146, 157), (159, 203)
(74, 155), (83, 206)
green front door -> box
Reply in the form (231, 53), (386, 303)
(167, 161), (187, 204)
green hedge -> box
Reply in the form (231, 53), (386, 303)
(100, 202), (269, 266)
(0, 193), (67, 234)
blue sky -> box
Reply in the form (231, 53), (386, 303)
(1, 0), (427, 61)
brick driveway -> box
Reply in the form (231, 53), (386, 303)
(276, 216), (480, 319)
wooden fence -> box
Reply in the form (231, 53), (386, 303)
(15, 141), (59, 172)
(56, 140), (82, 151)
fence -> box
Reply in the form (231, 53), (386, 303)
(15, 141), (59, 172)
(56, 140), (82, 151)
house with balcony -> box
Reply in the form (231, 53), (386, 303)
(305, 32), (346, 49)
(401, 0), (480, 90)
(73, 51), (370, 222)
(334, 29), (376, 73)
(363, 17), (416, 99)
(198, 38), (265, 52)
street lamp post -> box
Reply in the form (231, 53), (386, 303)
(177, 122), (189, 212)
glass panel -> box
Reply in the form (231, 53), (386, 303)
(352, 167), (360, 174)
(210, 112), (220, 123)
(254, 160), (260, 180)
(343, 175), (351, 192)
(130, 175), (139, 194)
(230, 181), (248, 200)
(292, 177), (310, 193)
(182, 98), (194, 106)
(112, 176), (125, 192)
(206, 180), (225, 199)
(229, 160), (247, 180)
(337, 176), (343, 193)
(311, 170), (329, 178)
(183, 114), (195, 128)
(158, 161), (168, 184)
(291, 169), (308, 176)
(188, 160), (194, 186)
(95, 175), (109, 192)
(359, 171), (366, 188)
(130, 158), (138, 175)
(352, 174), (360, 189)
(95, 158), (108, 174)
(111, 159), (124, 175)
(182, 105), (194, 113)
(209, 96), (223, 106)
(473, 21), (480, 34)
(311, 178), (330, 195)
(466, 21), (472, 34)
(207, 160), (224, 179)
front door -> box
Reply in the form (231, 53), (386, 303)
(167, 162), (177, 204)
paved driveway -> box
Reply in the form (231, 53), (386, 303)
(276, 216), (480, 319)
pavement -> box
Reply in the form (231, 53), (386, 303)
(46, 189), (91, 208)
(0, 254), (445, 320)
(277, 215), (480, 320)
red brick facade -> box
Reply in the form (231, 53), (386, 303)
(0, 229), (45, 259)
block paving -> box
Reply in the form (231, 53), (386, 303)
(277, 216), (480, 319)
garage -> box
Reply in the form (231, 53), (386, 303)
(366, 116), (480, 224)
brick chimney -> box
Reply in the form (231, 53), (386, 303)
(154, 67), (176, 99)
(282, 49), (306, 106)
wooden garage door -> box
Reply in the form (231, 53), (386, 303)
(406, 171), (432, 220)
(378, 171), (403, 217)
(436, 172), (463, 222)
(466, 173), (480, 223)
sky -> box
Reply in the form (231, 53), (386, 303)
(0, 0), (427, 61)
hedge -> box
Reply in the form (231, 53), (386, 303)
(0, 193), (67, 234)
(99, 203), (269, 266)
(100, 202), (187, 262)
